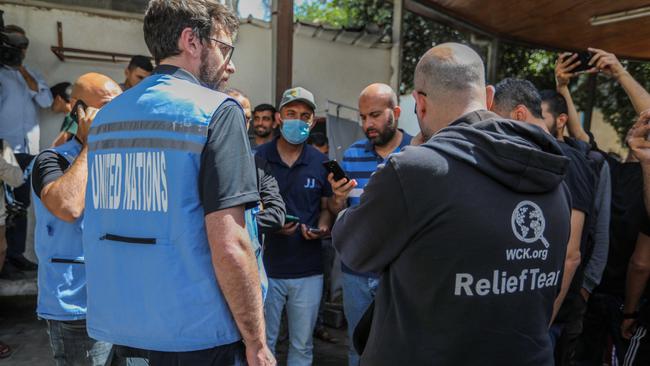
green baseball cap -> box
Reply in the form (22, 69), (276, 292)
(279, 87), (316, 111)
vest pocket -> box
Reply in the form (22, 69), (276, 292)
(50, 257), (85, 264)
(100, 234), (156, 245)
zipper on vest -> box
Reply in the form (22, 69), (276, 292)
(51, 258), (85, 264)
(100, 234), (156, 245)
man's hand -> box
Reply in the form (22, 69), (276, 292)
(556, 53), (580, 89)
(245, 341), (276, 366)
(328, 173), (356, 205)
(626, 110), (650, 164)
(587, 48), (627, 80)
(75, 106), (99, 145)
(300, 223), (329, 240)
(622, 318), (638, 340)
(580, 288), (590, 302)
(278, 222), (299, 236)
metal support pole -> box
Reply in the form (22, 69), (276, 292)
(487, 38), (500, 84)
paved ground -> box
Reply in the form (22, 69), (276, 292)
(0, 295), (348, 365)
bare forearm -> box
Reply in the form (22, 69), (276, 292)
(551, 256), (580, 322)
(327, 196), (346, 216)
(213, 239), (266, 346)
(558, 86), (589, 142)
(41, 146), (88, 221)
(618, 72), (650, 114)
(624, 263), (650, 314)
(206, 209), (266, 347)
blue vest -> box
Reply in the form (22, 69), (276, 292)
(33, 139), (85, 320)
(83, 71), (243, 352)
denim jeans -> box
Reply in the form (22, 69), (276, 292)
(341, 272), (379, 366)
(265, 275), (323, 366)
(47, 319), (112, 366)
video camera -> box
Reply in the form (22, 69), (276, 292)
(0, 10), (29, 67)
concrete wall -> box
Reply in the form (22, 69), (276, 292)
(2, 2), (392, 150)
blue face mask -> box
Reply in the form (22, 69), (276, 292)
(280, 119), (310, 145)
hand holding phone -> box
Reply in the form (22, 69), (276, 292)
(322, 160), (348, 182)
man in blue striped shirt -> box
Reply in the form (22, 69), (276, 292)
(328, 83), (411, 366)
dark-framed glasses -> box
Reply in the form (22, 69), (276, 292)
(208, 38), (235, 64)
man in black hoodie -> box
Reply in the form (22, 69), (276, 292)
(332, 43), (572, 365)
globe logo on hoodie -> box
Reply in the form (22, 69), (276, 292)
(511, 201), (550, 249)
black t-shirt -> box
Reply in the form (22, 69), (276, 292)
(597, 157), (650, 296)
(557, 141), (596, 216)
(32, 147), (72, 199)
(199, 100), (259, 214)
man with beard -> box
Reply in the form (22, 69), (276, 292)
(328, 82), (411, 366)
(255, 87), (334, 366)
(82, 1), (274, 365)
(332, 43), (571, 365)
(251, 103), (278, 148)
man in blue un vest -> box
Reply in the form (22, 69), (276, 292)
(82, 1), (274, 366)
(32, 72), (122, 365)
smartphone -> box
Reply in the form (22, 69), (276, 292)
(70, 99), (88, 121)
(322, 160), (348, 182)
(307, 227), (322, 234)
(285, 215), (300, 224)
(569, 51), (593, 73)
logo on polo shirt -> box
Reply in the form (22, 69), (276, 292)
(304, 178), (316, 189)
(506, 200), (549, 261)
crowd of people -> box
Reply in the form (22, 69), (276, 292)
(3, 1), (650, 366)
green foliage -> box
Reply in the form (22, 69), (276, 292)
(295, 0), (650, 142)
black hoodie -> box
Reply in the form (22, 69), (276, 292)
(333, 110), (572, 366)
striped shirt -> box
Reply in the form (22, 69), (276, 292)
(341, 130), (412, 276)
(342, 130), (412, 207)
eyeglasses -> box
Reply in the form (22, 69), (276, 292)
(207, 38), (235, 64)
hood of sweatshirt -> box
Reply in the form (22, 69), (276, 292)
(423, 110), (569, 193)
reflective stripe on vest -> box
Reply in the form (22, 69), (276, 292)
(33, 138), (86, 320)
(83, 73), (242, 352)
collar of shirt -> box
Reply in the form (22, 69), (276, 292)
(152, 65), (201, 85)
(266, 136), (310, 168)
(363, 128), (412, 158)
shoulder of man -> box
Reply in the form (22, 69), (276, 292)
(343, 138), (370, 157)
(387, 144), (450, 178)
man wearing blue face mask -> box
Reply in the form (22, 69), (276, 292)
(255, 87), (334, 366)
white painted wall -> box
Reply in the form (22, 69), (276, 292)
(2, 2), (393, 150)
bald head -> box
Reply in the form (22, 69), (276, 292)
(359, 83), (397, 109)
(70, 73), (122, 109)
(412, 42), (493, 139)
(414, 43), (485, 99)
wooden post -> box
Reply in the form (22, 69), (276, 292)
(272, 0), (294, 106)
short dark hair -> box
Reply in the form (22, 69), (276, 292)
(50, 82), (72, 102)
(5, 25), (25, 35)
(493, 78), (543, 119)
(253, 103), (276, 116)
(539, 89), (568, 120)
(308, 132), (328, 147)
(128, 55), (153, 72)
(143, 0), (239, 63)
